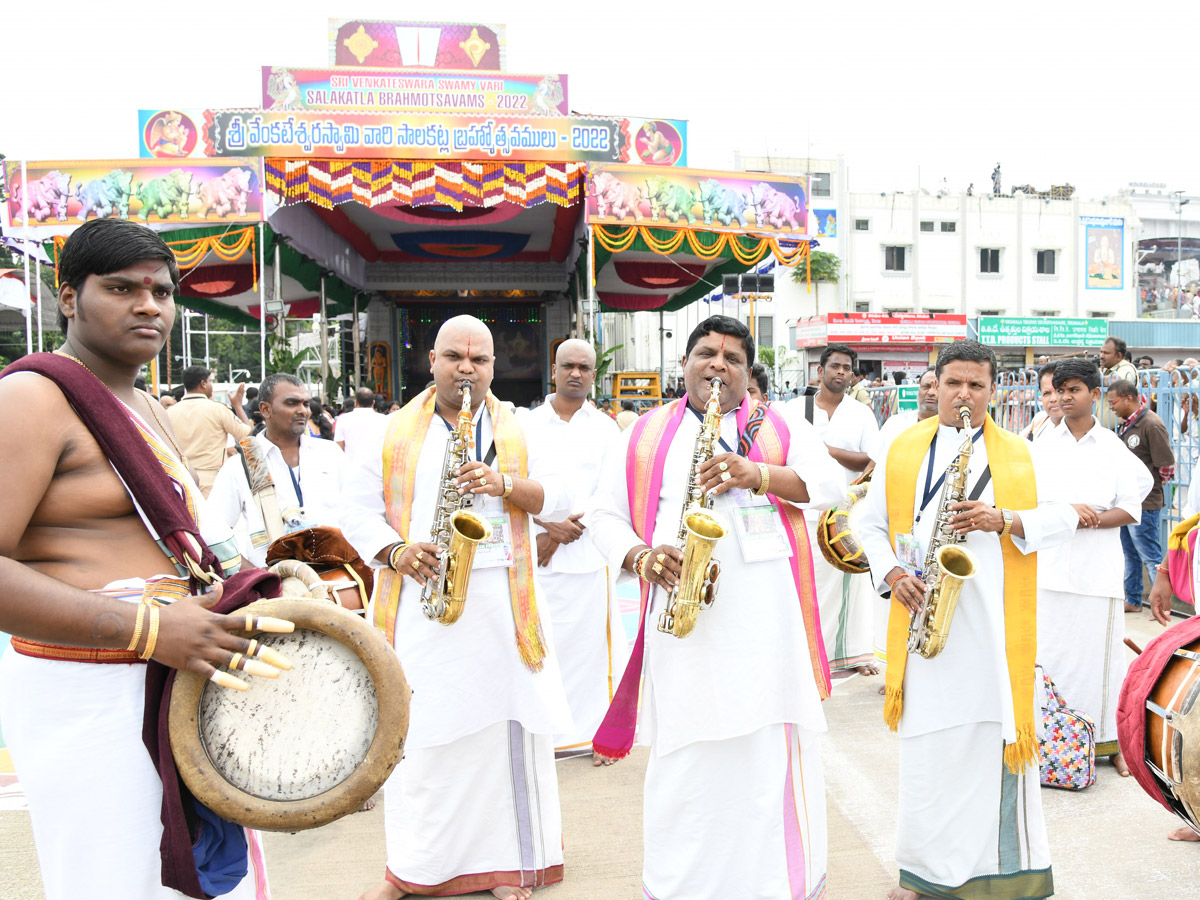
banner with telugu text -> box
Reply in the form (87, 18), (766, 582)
(262, 67), (569, 116)
(136, 109), (687, 166)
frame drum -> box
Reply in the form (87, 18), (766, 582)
(1144, 638), (1200, 833)
(816, 480), (872, 575)
(169, 598), (409, 831)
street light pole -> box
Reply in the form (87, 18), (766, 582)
(1172, 190), (1189, 291)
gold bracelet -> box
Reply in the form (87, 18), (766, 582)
(633, 548), (652, 581)
(126, 603), (148, 652)
(388, 541), (408, 570)
(502, 474), (514, 498)
(999, 509), (1013, 538)
(139, 606), (161, 660)
(753, 463), (771, 496)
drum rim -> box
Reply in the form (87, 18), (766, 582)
(168, 597), (409, 832)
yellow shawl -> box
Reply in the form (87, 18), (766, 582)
(374, 387), (546, 671)
(883, 414), (1039, 773)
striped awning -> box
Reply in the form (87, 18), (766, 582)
(264, 159), (586, 212)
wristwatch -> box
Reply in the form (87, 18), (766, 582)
(999, 508), (1013, 538)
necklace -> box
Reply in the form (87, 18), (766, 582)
(55, 350), (189, 464)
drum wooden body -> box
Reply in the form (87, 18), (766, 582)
(168, 598), (409, 832)
(1144, 638), (1200, 834)
(816, 480), (871, 575)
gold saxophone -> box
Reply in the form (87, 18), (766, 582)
(657, 377), (730, 639)
(906, 406), (980, 658)
(420, 381), (493, 625)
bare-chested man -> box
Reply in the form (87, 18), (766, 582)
(0, 218), (283, 900)
(343, 315), (572, 900)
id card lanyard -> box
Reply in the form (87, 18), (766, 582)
(915, 428), (985, 524)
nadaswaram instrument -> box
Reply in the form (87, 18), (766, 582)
(657, 377), (729, 639)
(168, 597), (410, 831)
(906, 406), (980, 659)
(421, 380), (493, 624)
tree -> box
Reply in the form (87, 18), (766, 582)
(791, 250), (842, 314)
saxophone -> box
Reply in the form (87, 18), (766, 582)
(420, 381), (493, 625)
(657, 377), (730, 639)
(906, 406), (980, 658)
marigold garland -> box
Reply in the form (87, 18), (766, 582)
(52, 227), (258, 291)
(592, 224), (808, 270)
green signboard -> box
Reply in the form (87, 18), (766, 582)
(896, 384), (918, 412)
(978, 316), (1109, 347)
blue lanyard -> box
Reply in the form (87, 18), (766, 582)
(917, 428), (983, 521)
(436, 405), (484, 462)
(688, 404), (733, 454)
(287, 464), (304, 508)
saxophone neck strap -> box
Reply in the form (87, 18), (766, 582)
(918, 426), (985, 514)
(686, 396), (765, 457)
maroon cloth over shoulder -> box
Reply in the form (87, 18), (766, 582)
(0, 353), (281, 898)
(1116, 614), (1200, 815)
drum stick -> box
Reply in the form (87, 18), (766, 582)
(1124, 637), (1143, 656)
(210, 670), (250, 692)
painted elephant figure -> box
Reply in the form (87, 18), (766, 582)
(644, 176), (697, 224)
(197, 168), (253, 218)
(695, 179), (750, 228)
(76, 171), (134, 221)
(591, 171), (644, 222)
(136, 170), (193, 220)
(14, 171), (71, 222)
(750, 183), (803, 229)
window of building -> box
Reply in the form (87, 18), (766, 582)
(979, 248), (1000, 274)
(855, 301), (871, 312)
(978, 309), (1002, 316)
(756, 315), (774, 349)
(885, 246), (906, 272)
(926, 308), (952, 314)
(1036, 249), (1056, 275)
(940, 221), (957, 233)
(854, 218), (870, 231)
(920, 221), (934, 232)
(1032, 309), (1058, 317)
(1089, 311), (1112, 318)
(811, 173), (831, 197)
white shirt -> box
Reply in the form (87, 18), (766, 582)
(518, 395), (621, 574)
(586, 402), (845, 754)
(341, 401), (573, 749)
(786, 391), (880, 487)
(872, 410), (919, 464)
(857, 422), (1078, 739)
(207, 433), (347, 568)
(334, 407), (387, 469)
(1035, 417), (1153, 597)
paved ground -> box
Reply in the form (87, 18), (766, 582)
(2, 608), (1197, 898)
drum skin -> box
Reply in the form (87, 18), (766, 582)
(168, 598), (409, 832)
(817, 480), (871, 575)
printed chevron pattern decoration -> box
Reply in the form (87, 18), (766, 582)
(263, 159), (585, 212)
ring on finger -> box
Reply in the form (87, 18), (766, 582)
(720, 471), (732, 483)
(411, 559), (421, 572)
(229, 652), (243, 671)
(416, 550), (424, 561)
(652, 562), (663, 574)
(718, 461), (729, 472)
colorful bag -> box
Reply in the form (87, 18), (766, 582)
(1038, 669), (1097, 790)
(1166, 513), (1199, 608)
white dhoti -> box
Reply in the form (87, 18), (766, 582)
(806, 519), (874, 672)
(643, 723), (827, 900)
(383, 720), (564, 895)
(898, 723), (1052, 900)
(0, 637), (268, 900)
(536, 567), (629, 750)
(1037, 589), (1126, 754)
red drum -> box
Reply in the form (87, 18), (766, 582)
(1117, 616), (1200, 836)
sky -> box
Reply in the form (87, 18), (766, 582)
(2, 0), (1195, 200)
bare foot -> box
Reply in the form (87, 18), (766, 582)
(878, 685), (887, 695)
(491, 887), (532, 900)
(358, 793), (378, 812)
(1112, 752), (1130, 777)
(358, 880), (404, 900)
(592, 751), (618, 767)
(1168, 826), (1200, 841)
(886, 887), (920, 900)
(856, 663), (881, 676)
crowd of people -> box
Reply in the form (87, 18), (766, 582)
(1, 218), (1197, 900)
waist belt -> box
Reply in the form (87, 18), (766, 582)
(10, 637), (143, 664)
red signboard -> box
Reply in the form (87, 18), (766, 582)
(795, 313), (967, 348)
